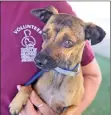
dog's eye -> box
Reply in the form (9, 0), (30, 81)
(62, 40), (74, 48)
(42, 32), (48, 40)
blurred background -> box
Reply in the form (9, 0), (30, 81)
(68, 2), (110, 115)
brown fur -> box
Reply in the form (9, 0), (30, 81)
(9, 6), (105, 115)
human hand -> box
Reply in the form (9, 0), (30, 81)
(17, 85), (56, 115)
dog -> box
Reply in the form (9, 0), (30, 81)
(9, 6), (106, 115)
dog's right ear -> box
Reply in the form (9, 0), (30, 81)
(30, 6), (58, 23)
(84, 23), (106, 45)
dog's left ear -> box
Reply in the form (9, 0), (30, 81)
(85, 23), (106, 45)
(30, 6), (58, 23)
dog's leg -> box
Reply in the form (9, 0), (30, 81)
(9, 85), (32, 115)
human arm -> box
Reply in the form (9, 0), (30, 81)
(75, 58), (102, 115)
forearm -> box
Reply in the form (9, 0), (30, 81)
(77, 74), (102, 114)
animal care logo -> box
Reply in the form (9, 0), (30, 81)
(21, 29), (37, 62)
(13, 24), (42, 62)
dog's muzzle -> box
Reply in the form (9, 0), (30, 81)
(34, 52), (58, 70)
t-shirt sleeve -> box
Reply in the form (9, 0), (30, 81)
(81, 40), (95, 66)
(52, 1), (77, 16)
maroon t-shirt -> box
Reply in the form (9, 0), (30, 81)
(1, 1), (94, 115)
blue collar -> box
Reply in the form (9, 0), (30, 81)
(55, 63), (80, 76)
(25, 63), (80, 86)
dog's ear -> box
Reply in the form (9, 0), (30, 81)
(30, 6), (58, 23)
(84, 23), (106, 45)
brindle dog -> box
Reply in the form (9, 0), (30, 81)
(9, 6), (106, 115)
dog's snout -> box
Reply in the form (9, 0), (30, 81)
(35, 58), (48, 67)
(34, 52), (58, 70)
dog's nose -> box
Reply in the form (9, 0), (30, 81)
(35, 58), (48, 67)
(34, 52), (57, 70)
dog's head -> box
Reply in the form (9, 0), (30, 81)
(31, 6), (106, 70)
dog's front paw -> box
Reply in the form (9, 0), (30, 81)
(9, 101), (23, 115)
(9, 86), (32, 115)
(9, 94), (28, 115)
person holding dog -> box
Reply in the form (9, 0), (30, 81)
(1, 1), (103, 115)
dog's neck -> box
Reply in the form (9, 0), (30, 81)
(54, 63), (80, 76)
(57, 60), (79, 70)
(54, 47), (84, 76)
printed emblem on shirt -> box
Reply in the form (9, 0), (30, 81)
(13, 24), (42, 62)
